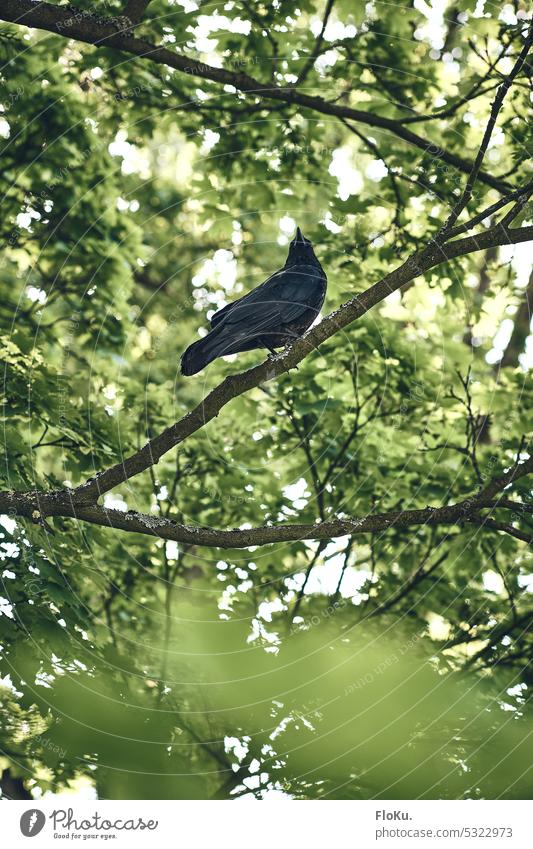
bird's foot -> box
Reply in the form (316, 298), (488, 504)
(283, 342), (299, 369)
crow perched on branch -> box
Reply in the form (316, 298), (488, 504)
(181, 227), (327, 375)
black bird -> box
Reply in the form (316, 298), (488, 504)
(181, 227), (327, 376)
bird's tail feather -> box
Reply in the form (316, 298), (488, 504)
(181, 326), (230, 376)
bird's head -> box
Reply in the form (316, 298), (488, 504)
(286, 226), (318, 266)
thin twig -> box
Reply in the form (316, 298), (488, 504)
(437, 20), (533, 241)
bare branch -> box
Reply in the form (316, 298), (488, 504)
(445, 181), (533, 241)
(493, 498), (533, 516)
(369, 551), (448, 617)
(341, 119), (403, 227)
(398, 38), (512, 125)
(1, 457), (532, 548)
(467, 516), (533, 545)
(499, 185), (533, 228)
(398, 81), (502, 125)
(500, 267), (533, 368)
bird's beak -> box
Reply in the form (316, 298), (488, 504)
(295, 227), (305, 243)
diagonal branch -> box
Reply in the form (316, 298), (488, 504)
(444, 181), (533, 241)
(499, 184), (533, 229)
(467, 516), (533, 545)
(500, 267), (533, 368)
(368, 551), (448, 617)
(397, 37), (512, 125)
(477, 447), (533, 502)
(296, 0), (335, 85)
(438, 19), (533, 240)
(0, 0), (511, 192)
(123, 0), (153, 24)
(1, 458), (531, 548)
(0, 221), (531, 553)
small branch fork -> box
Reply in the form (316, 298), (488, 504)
(0, 0), (519, 192)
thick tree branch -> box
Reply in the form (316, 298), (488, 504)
(477, 448), (533, 502)
(500, 268), (533, 368)
(123, 0), (152, 24)
(0, 0), (511, 192)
